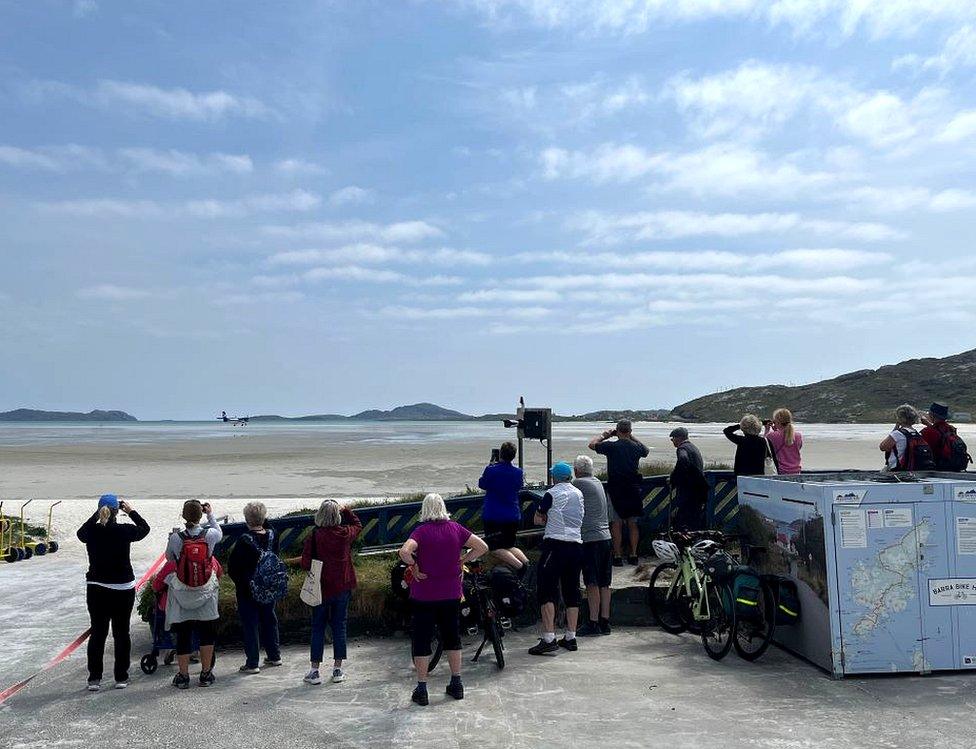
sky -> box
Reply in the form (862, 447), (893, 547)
(1, 0), (976, 420)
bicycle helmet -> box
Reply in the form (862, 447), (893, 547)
(652, 539), (680, 563)
(690, 538), (720, 562)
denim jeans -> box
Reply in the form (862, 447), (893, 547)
(310, 590), (351, 664)
(237, 593), (281, 668)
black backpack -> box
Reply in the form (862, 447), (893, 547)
(489, 565), (527, 617)
(936, 425), (973, 472)
(894, 427), (936, 471)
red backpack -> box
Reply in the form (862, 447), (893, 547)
(894, 427), (937, 472)
(176, 531), (213, 587)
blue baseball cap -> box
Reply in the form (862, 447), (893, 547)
(550, 461), (573, 481)
(98, 494), (119, 509)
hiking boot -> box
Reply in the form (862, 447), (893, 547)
(114, 680), (128, 690)
(612, 557), (624, 567)
(528, 638), (559, 656)
(239, 665), (260, 675)
(303, 669), (322, 685)
(172, 672), (190, 690)
(599, 618), (612, 636)
(86, 680), (101, 692)
(446, 679), (464, 700)
(199, 669), (215, 687)
(558, 636), (578, 652)
(411, 685), (429, 706)
(263, 658), (282, 667)
(628, 556), (639, 566)
(578, 620), (601, 637)
(331, 668), (345, 683)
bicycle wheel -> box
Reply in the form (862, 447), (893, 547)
(733, 579), (776, 662)
(490, 619), (505, 670)
(700, 582), (736, 661)
(648, 562), (690, 634)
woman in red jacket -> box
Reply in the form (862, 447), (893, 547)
(300, 500), (362, 685)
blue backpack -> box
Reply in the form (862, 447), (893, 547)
(245, 530), (289, 605)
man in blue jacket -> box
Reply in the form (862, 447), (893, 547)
(479, 441), (528, 571)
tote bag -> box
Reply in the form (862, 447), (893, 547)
(764, 438), (779, 476)
(300, 559), (323, 607)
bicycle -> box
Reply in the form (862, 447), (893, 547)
(462, 561), (508, 670)
(648, 531), (737, 660)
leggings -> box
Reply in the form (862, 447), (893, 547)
(171, 619), (217, 656)
(411, 599), (461, 657)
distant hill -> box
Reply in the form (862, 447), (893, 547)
(0, 408), (137, 422)
(351, 403), (474, 421)
(671, 349), (976, 423)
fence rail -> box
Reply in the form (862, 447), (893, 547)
(215, 471), (740, 555)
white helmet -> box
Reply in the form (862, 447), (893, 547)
(652, 539), (680, 563)
(691, 538), (720, 561)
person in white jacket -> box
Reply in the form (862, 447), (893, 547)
(165, 500), (223, 690)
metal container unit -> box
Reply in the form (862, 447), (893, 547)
(736, 472), (976, 677)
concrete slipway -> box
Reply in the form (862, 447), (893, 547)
(2, 627), (975, 749)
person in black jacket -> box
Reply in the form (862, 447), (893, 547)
(723, 414), (769, 476)
(227, 501), (282, 674)
(669, 428), (708, 530)
(76, 494), (150, 691)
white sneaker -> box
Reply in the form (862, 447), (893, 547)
(114, 681), (128, 690)
(303, 669), (322, 685)
(87, 681), (100, 692)
(239, 665), (261, 675)
(331, 668), (345, 683)
(263, 658), (282, 667)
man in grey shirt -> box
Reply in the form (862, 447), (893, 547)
(572, 455), (613, 636)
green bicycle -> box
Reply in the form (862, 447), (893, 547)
(648, 531), (737, 661)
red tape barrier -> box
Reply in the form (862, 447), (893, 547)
(0, 551), (167, 705)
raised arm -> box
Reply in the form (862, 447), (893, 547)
(342, 507), (363, 541)
(534, 492), (553, 526)
(723, 424), (745, 444)
(588, 429), (614, 451)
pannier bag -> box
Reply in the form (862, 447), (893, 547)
(731, 567), (763, 621)
(489, 565), (527, 617)
(703, 551), (735, 582)
(763, 574), (801, 626)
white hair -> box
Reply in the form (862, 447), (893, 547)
(420, 493), (450, 522)
(243, 501), (267, 528)
(740, 414), (762, 436)
(315, 500), (342, 528)
(573, 454), (594, 477)
(895, 404), (919, 427)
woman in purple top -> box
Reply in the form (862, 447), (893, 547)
(764, 408), (803, 474)
(398, 493), (488, 706)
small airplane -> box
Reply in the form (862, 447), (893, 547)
(218, 410), (249, 426)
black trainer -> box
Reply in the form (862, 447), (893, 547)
(199, 669), (215, 687)
(557, 636), (578, 652)
(599, 618), (612, 635)
(411, 685), (429, 706)
(172, 672), (190, 690)
(578, 620), (601, 637)
(628, 555), (639, 566)
(446, 680), (464, 700)
(612, 557), (624, 567)
(528, 638), (559, 656)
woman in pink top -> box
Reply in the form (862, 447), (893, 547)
(764, 408), (803, 474)
(398, 493), (488, 706)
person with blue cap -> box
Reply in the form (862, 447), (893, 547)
(76, 494), (150, 692)
(529, 461), (584, 656)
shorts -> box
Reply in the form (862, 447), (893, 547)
(537, 538), (583, 608)
(171, 619), (217, 655)
(581, 539), (613, 588)
(483, 520), (519, 551)
(607, 480), (644, 520)
(411, 599), (462, 657)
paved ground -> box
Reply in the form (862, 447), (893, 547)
(3, 627), (976, 749)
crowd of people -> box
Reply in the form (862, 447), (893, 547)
(75, 404), (969, 700)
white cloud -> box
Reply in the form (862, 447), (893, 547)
(262, 219), (445, 244)
(453, 1), (976, 39)
(841, 186), (976, 213)
(303, 266), (462, 285)
(542, 141), (841, 197)
(275, 158), (327, 175)
(0, 144), (106, 172)
(94, 80), (271, 121)
(893, 25), (976, 74)
(38, 190), (320, 219)
(457, 288), (562, 303)
(268, 245), (491, 267)
(329, 186), (374, 206)
(212, 291), (305, 306)
(76, 284), (152, 301)
(936, 111), (976, 143)
(380, 305), (550, 320)
(567, 209), (904, 244)
(0, 145), (65, 171)
(118, 148), (253, 176)
(513, 248), (890, 272)
(73, 0), (97, 18)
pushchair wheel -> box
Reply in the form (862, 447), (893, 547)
(141, 654), (158, 674)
